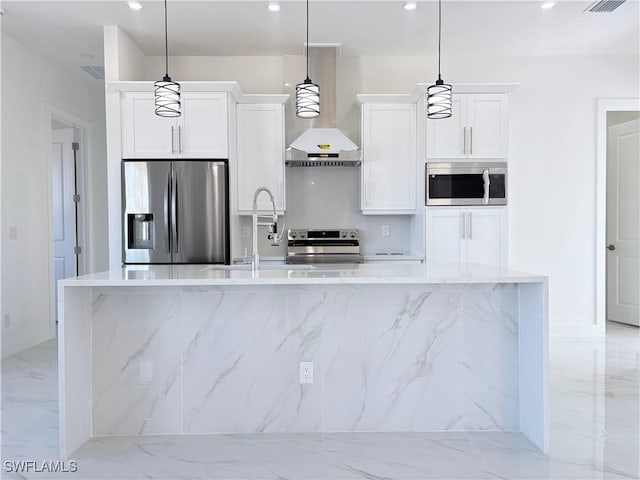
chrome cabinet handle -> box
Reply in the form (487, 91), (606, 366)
(467, 212), (472, 239)
(178, 125), (183, 154)
(460, 212), (466, 239)
(171, 126), (175, 154)
(469, 127), (473, 155)
(607, 244), (616, 251)
(463, 127), (467, 155)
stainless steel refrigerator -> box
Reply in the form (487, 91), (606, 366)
(122, 160), (229, 264)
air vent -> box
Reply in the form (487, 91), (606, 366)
(584, 0), (625, 12)
(80, 65), (105, 80)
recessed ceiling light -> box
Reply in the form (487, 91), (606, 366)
(540, 2), (556, 9)
(403, 2), (418, 10)
(128, 1), (143, 11)
(267, 2), (280, 12)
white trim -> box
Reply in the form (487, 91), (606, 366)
(596, 98), (640, 337)
(45, 104), (92, 330)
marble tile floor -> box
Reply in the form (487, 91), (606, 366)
(1, 322), (638, 480)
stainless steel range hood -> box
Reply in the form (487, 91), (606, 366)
(286, 46), (361, 167)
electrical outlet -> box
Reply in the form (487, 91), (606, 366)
(241, 226), (251, 238)
(381, 224), (390, 237)
(3, 314), (10, 328)
(299, 362), (313, 384)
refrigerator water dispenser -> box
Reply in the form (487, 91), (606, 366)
(128, 214), (154, 249)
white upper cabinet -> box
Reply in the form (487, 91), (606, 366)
(427, 93), (508, 160)
(425, 206), (507, 268)
(236, 103), (285, 214)
(122, 92), (228, 159)
(361, 103), (417, 214)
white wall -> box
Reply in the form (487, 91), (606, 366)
(1, 33), (108, 357)
(361, 54), (639, 336)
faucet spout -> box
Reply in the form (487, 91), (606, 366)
(251, 187), (283, 272)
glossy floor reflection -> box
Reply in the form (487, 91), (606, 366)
(1, 322), (638, 479)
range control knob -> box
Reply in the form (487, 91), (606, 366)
(340, 231), (347, 238)
(291, 233), (297, 239)
(349, 231), (357, 239)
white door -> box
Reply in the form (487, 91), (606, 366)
(236, 103), (284, 213)
(426, 95), (465, 159)
(425, 208), (465, 266)
(52, 128), (77, 300)
(361, 103), (416, 212)
(122, 92), (175, 158)
(607, 119), (639, 326)
(181, 93), (229, 158)
(466, 94), (508, 159)
(465, 208), (508, 268)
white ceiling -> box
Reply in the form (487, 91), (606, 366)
(1, 0), (638, 83)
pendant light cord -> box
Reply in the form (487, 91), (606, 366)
(437, 0), (442, 79)
(305, 0), (310, 80)
(164, 0), (169, 78)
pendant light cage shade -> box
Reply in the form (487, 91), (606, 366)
(296, 80), (320, 119)
(296, 0), (320, 119)
(427, 81), (452, 119)
(428, 0), (452, 120)
(155, 0), (181, 117)
(155, 77), (181, 118)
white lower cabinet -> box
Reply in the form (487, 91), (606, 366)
(236, 103), (285, 213)
(425, 207), (507, 267)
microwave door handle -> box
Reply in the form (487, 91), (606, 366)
(483, 169), (490, 204)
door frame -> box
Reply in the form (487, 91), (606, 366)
(45, 104), (91, 327)
(596, 98), (640, 335)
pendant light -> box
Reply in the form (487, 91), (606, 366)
(154, 0), (181, 117)
(295, 0), (320, 118)
(427, 0), (452, 119)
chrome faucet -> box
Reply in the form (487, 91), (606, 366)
(251, 187), (284, 271)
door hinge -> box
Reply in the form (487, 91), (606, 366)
(74, 246), (82, 255)
(72, 142), (80, 151)
(73, 194), (81, 203)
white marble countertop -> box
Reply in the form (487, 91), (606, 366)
(60, 263), (547, 287)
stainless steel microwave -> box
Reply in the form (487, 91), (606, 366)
(425, 162), (507, 206)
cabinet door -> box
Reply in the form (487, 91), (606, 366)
(425, 208), (466, 265)
(464, 207), (507, 267)
(181, 93), (228, 158)
(361, 104), (416, 213)
(122, 92), (175, 158)
(466, 94), (508, 159)
(236, 104), (285, 213)
(426, 95), (465, 159)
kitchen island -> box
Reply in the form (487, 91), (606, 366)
(58, 263), (548, 457)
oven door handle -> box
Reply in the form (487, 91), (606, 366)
(482, 169), (490, 204)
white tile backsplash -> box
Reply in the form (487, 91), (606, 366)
(234, 167), (414, 258)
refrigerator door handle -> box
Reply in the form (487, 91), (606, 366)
(165, 170), (172, 253)
(171, 168), (179, 253)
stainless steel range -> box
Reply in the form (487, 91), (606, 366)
(286, 229), (364, 264)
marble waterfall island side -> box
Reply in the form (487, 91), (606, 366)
(58, 263), (548, 458)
